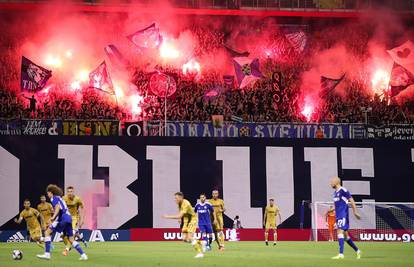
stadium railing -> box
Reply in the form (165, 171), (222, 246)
(2, 118), (414, 139)
(0, 0), (413, 11)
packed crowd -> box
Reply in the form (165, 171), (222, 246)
(2, 71), (413, 124)
(1, 22), (414, 125)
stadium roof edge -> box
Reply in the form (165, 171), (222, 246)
(0, 2), (413, 18)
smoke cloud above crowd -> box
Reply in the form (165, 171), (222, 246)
(1, 1), (413, 121)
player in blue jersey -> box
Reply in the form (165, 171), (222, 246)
(37, 184), (88, 261)
(330, 177), (362, 260)
(194, 193), (217, 252)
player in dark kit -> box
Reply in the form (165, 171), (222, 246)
(330, 177), (362, 260)
(194, 193), (217, 252)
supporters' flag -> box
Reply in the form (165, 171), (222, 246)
(387, 41), (414, 69)
(20, 56), (52, 93)
(127, 23), (162, 50)
(104, 44), (129, 68)
(149, 72), (177, 97)
(89, 61), (114, 94)
(224, 45), (250, 58)
(389, 63), (414, 97)
(205, 89), (219, 98)
(320, 74), (345, 97)
(211, 115), (224, 128)
(233, 57), (262, 88)
(285, 31), (307, 53)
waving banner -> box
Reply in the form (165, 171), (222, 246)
(148, 122), (352, 139)
(20, 56), (52, 93)
(89, 61), (114, 94)
(366, 124), (414, 140)
(389, 63), (414, 97)
(127, 23), (162, 50)
(233, 57), (262, 88)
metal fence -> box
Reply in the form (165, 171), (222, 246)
(177, 0), (414, 10)
(1, 0), (414, 11)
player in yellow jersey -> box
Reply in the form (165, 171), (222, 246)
(62, 186), (87, 256)
(14, 199), (44, 247)
(209, 190), (225, 250)
(163, 192), (204, 258)
(37, 195), (54, 230)
(263, 198), (281, 246)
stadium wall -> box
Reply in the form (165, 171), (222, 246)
(0, 136), (413, 240)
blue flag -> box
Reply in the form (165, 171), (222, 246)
(224, 45), (250, 58)
(320, 74), (345, 97)
(20, 56), (52, 93)
(389, 63), (414, 97)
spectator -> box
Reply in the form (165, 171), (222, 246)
(316, 126), (324, 139)
(233, 215), (242, 229)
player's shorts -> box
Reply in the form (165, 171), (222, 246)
(199, 224), (213, 234)
(182, 218), (197, 234)
(50, 218), (73, 237)
(42, 219), (52, 229)
(29, 227), (42, 240)
(212, 215), (224, 232)
(72, 216), (79, 232)
(265, 221), (277, 230)
(336, 217), (349, 231)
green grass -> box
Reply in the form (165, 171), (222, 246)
(0, 241), (413, 267)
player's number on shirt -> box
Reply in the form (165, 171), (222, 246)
(337, 218), (346, 228)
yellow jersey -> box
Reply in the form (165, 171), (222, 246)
(209, 198), (225, 217)
(63, 195), (84, 219)
(179, 199), (196, 222)
(265, 205), (280, 224)
(37, 202), (53, 225)
(19, 208), (41, 230)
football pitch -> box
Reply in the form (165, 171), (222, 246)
(0, 241), (413, 267)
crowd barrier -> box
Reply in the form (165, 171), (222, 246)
(2, 118), (414, 139)
(0, 118), (120, 136)
(2, 0), (413, 12)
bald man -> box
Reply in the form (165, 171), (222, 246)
(330, 177), (362, 260)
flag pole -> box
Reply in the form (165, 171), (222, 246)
(164, 78), (170, 137)
(114, 92), (119, 108)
